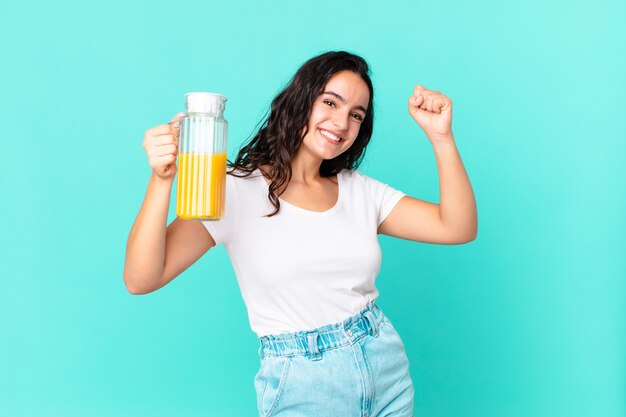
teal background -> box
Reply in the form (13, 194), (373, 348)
(1, 0), (624, 416)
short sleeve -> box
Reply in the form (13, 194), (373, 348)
(359, 171), (407, 227)
(201, 173), (238, 246)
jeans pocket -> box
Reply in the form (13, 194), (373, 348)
(254, 356), (291, 417)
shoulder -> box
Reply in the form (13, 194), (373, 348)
(339, 168), (364, 181)
(339, 169), (380, 199)
(222, 168), (261, 198)
(340, 168), (404, 202)
(226, 167), (263, 182)
(339, 168), (378, 186)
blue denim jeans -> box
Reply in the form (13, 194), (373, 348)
(255, 302), (414, 417)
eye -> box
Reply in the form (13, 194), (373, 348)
(352, 113), (364, 122)
(323, 100), (336, 107)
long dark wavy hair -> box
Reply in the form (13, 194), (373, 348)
(227, 51), (374, 217)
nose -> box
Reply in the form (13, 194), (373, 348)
(331, 111), (349, 131)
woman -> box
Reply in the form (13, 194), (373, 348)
(124, 51), (477, 416)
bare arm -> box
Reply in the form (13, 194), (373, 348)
(433, 138), (477, 240)
(378, 136), (477, 244)
(123, 172), (217, 294)
(123, 173), (172, 291)
(378, 85), (477, 244)
(123, 114), (216, 295)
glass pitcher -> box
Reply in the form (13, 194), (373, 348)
(176, 92), (228, 220)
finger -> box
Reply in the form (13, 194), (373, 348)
(148, 144), (178, 157)
(146, 123), (177, 137)
(413, 84), (427, 97)
(425, 94), (435, 112)
(434, 97), (447, 113)
(153, 154), (177, 166)
(432, 97), (441, 113)
(143, 134), (177, 151)
(440, 97), (452, 112)
(420, 96), (428, 111)
(170, 112), (185, 123)
(409, 95), (424, 108)
(168, 112), (185, 129)
(150, 134), (178, 146)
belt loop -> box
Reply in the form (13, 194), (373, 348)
(307, 333), (322, 361)
(258, 340), (265, 360)
(364, 311), (379, 338)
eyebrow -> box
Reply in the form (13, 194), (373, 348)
(321, 91), (368, 114)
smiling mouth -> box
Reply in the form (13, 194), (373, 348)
(319, 128), (343, 142)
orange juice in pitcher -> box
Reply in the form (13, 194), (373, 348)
(176, 93), (228, 220)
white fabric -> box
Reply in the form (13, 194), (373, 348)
(202, 167), (406, 337)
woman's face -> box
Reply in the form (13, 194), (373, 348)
(300, 70), (370, 161)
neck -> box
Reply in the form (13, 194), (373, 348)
(288, 150), (324, 185)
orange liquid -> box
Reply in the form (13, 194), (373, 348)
(176, 152), (227, 220)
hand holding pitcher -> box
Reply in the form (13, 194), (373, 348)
(142, 112), (185, 181)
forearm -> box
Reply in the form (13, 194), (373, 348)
(431, 135), (478, 241)
(123, 173), (174, 293)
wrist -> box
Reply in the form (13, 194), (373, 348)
(150, 171), (175, 187)
(428, 133), (456, 148)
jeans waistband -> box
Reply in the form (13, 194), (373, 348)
(258, 302), (384, 361)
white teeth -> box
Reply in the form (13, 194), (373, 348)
(320, 129), (341, 141)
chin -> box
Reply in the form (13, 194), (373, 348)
(324, 150), (348, 161)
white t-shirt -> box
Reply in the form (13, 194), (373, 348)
(202, 167), (406, 337)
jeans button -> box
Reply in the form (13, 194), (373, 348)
(347, 329), (353, 337)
